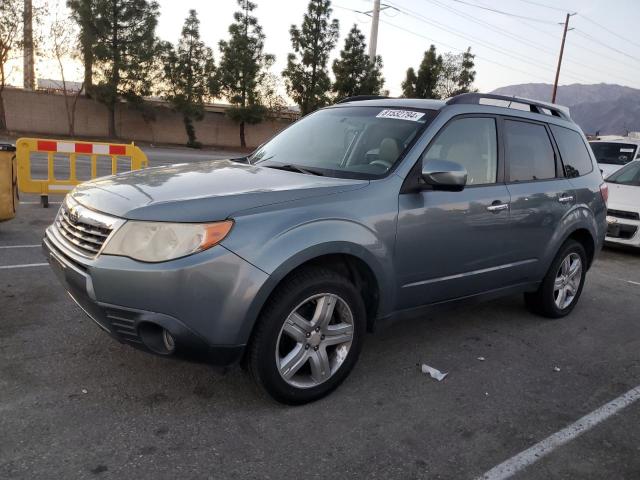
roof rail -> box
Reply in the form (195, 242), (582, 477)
(336, 95), (389, 104)
(446, 93), (571, 120)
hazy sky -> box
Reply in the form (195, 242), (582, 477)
(14, 0), (640, 100)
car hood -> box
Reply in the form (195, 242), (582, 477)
(71, 160), (368, 222)
(606, 182), (640, 212)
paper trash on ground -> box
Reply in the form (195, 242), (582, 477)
(420, 364), (448, 381)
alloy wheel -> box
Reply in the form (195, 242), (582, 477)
(553, 252), (582, 310)
(275, 293), (355, 389)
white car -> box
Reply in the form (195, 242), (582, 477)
(589, 138), (640, 179)
(605, 160), (640, 248)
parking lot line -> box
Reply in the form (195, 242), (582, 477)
(19, 201), (62, 205)
(593, 271), (640, 288)
(476, 385), (640, 480)
(0, 244), (41, 249)
(0, 263), (48, 270)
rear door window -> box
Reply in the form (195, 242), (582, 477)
(504, 120), (556, 182)
(550, 125), (593, 178)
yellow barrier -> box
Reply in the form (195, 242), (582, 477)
(16, 137), (148, 206)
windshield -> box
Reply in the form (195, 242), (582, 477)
(250, 106), (435, 179)
(589, 142), (638, 165)
(606, 161), (640, 186)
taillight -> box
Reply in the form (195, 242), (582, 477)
(600, 183), (609, 205)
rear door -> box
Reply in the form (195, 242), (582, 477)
(503, 118), (574, 280)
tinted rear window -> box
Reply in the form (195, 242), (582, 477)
(551, 125), (593, 178)
(505, 120), (556, 182)
(589, 142), (638, 165)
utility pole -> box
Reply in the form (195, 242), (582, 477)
(551, 12), (575, 103)
(368, 0), (381, 62)
(23, 0), (35, 90)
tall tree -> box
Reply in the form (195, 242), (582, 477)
(436, 48), (477, 98)
(218, 0), (274, 148)
(91, 0), (160, 137)
(401, 68), (417, 98)
(332, 24), (384, 99)
(456, 47), (476, 94)
(283, 0), (339, 115)
(23, 0), (35, 90)
(0, 0), (23, 131)
(50, 1), (84, 136)
(67, 0), (96, 97)
(162, 10), (217, 147)
(437, 52), (462, 99)
(401, 45), (443, 99)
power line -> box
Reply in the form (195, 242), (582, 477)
(338, 1), (639, 87)
(573, 29), (640, 65)
(449, 0), (560, 24)
(499, 15), (638, 75)
(578, 15), (640, 50)
(336, 2), (549, 81)
(459, 0), (640, 68)
(377, 16), (552, 83)
(383, 1), (606, 85)
(511, 0), (567, 13)
(421, 0), (638, 86)
(512, 0), (640, 50)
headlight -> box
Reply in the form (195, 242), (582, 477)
(102, 220), (233, 262)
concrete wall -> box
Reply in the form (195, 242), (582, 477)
(2, 87), (295, 149)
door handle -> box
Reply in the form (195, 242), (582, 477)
(487, 202), (509, 212)
(558, 194), (574, 203)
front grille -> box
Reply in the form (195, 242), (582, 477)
(608, 209), (640, 221)
(55, 209), (112, 256)
(52, 197), (123, 259)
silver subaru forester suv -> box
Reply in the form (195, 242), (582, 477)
(44, 93), (608, 404)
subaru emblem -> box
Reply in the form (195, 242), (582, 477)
(68, 208), (79, 224)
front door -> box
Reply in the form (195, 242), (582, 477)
(395, 116), (515, 309)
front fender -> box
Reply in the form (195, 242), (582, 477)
(226, 218), (397, 344)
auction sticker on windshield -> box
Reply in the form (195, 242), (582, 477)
(376, 109), (425, 122)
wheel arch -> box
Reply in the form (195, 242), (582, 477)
(241, 242), (393, 349)
(539, 205), (600, 277)
(566, 228), (596, 268)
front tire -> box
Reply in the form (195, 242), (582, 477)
(248, 267), (366, 404)
(525, 239), (587, 318)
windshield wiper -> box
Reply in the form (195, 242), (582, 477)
(264, 163), (324, 176)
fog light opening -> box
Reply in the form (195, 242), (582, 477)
(138, 322), (176, 355)
(163, 329), (176, 353)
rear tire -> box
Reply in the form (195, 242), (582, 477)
(248, 267), (366, 404)
(524, 239), (587, 318)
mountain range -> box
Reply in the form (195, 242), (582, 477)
(490, 83), (640, 135)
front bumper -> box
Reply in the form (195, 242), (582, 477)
(605, 215), (640, 248)
(43, 225), (270, 366)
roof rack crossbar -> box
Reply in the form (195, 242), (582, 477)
(336, 95), (389, 104)
(446, 93), (570, 120)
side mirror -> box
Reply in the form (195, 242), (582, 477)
(421, 159), (467, 191)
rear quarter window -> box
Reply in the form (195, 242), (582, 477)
(550, 125), (594, 178)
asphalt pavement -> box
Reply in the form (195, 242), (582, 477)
(1, 200), (639, 479)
